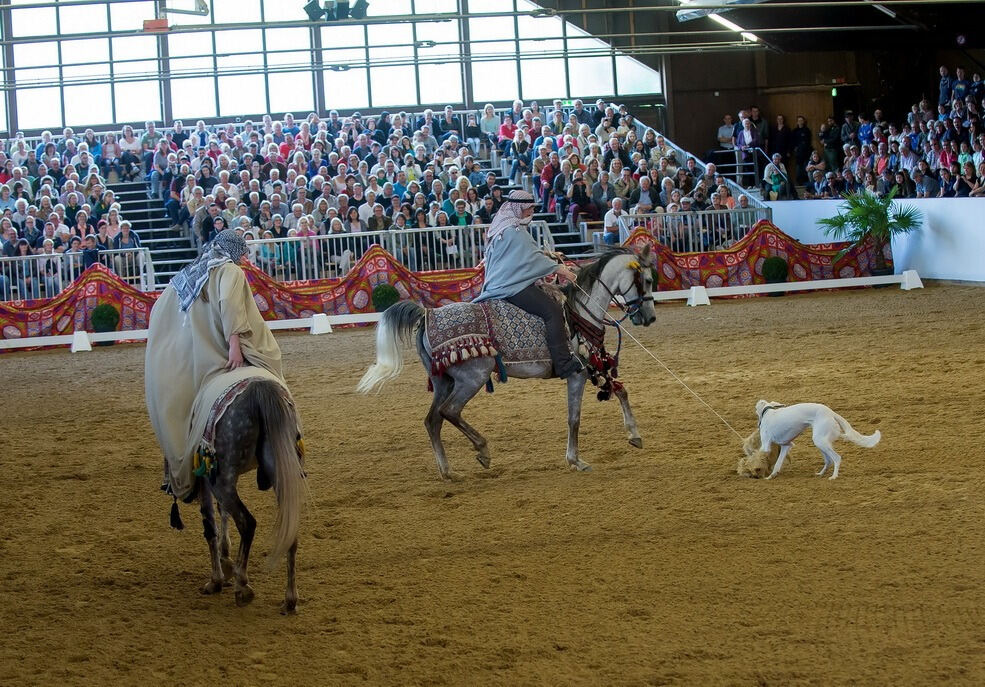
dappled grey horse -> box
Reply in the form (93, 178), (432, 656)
(188, 379), (306, 614)
(357, 245), (657, 478)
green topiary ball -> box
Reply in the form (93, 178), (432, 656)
(762, 256), (789, 283)
(90, 303), (121, 332)
(372, 283), (401, 312)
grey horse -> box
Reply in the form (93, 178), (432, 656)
(357, 245), (657, 478)
(192, 379), (306, 614)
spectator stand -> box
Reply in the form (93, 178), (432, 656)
(246, 221), (554, 282)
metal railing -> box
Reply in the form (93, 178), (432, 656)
(0, 247), (155, 302)
(591, 208), (770, 253)
(630, 120), (769, 210)
(246, 221), (553, 281)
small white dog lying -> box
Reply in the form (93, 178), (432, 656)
(750, 400), (881, 480)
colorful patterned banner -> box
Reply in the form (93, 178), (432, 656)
(0, 263), (157, 341)
(0, 221), (886, 345)
(624, 219), (888, 290)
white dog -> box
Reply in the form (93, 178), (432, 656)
(753, 400), (881, 480)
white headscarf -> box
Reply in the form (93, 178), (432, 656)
(485, 189), (536, 243)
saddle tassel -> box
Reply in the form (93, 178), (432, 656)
(169, 497), (184, 531)
(485, 377), (495, 393)
(495, 354), (508, 383)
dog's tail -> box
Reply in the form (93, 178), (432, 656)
(834, 413), (881, 448)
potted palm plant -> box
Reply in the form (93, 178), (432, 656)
(816, 187), (923, 276)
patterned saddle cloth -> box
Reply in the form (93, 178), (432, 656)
(424, 295), (562, 375)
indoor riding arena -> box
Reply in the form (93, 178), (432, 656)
(1, 1), (983, 685)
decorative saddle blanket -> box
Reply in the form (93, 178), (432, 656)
(164, 366), (294, 502)
(424, 298), (556, 375)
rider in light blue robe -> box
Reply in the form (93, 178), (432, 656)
(473, 189), (583, 379)
(475, 224), (558, 301)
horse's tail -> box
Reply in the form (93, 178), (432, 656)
(833, 412), (882, 449)
(252, 379), (307, 570)
(357, 300), (426, 394)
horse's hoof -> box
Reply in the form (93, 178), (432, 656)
(235, 585), (255, 606)
(569, 461), (593, 472)
(220, 558), (235, 580)
(200, 580), (223, 595)
(629, 437), (643, 449)
(280, 599), (298, 615)
(475, 452), (491, 469)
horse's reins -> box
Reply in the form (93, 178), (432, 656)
(570, 270), (745, 442)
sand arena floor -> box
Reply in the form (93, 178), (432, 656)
(0, 284), (983, 686)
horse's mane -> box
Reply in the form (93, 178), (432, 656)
(564, 246), (635, 313)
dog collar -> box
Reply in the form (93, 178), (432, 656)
(758, 403), (785, 427)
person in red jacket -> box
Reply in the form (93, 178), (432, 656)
(539, 151), (561, 212)
(497, 115), (517, 156)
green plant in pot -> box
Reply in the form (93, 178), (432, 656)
(372, 283), (400, 312)
(816, 188), (923, 276)
(762, 256), (789, 296)
(90, 303), (120, 346)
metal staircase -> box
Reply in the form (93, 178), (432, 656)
(107, 181), (197, 290)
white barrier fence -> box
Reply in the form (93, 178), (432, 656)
(0, 248), (156, 302)
(0, 270), (924, 353)
(655, 270), (924, 306)
(608, 209), (771, 251)
(588, 209), (770, 251)
(246, 221), (553, 282)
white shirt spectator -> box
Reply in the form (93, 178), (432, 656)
(603, 204), (626, 237)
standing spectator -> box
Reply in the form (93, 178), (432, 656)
(840, 111), (860, 147)
(952, 66), (970, 102)
(819, 116), (842, 175)
(939, 65), (955, 106)
(749, 106), (769, 152)
(709, 114), (735, 163)
(733, 118), (761, 188)
(769, 114), (792, 165)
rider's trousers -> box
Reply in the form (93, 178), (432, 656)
(505, 284), (578, 374)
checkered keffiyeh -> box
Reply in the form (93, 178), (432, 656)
(485, 189), (536, 243)
(171, 229), (249, 312)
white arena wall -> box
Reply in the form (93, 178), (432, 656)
(765, 198), (985, 283)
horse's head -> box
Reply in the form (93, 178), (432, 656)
(619, 244), (657, 327)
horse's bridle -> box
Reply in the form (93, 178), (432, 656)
(590, 263), (652, 324)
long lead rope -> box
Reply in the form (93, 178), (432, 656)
(573, 281), (745, 442)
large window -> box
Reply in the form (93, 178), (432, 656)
(1, 0), (663, 133)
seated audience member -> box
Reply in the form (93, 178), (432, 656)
(602, 197), (626, 245)
(912, 169), (940, 198)
(568, 169), (599, 229)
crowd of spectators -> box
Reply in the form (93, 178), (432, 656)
(13, 61), (978, 297)
(0, 130), (142, 299)
(127, 96), (751, 269)
(708, 64), (985, 201)
(497, 97), (752, 246)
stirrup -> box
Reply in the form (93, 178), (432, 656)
(557, 356), (585, 380)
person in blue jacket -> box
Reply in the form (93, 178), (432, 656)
(474, 189), (582, 379)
